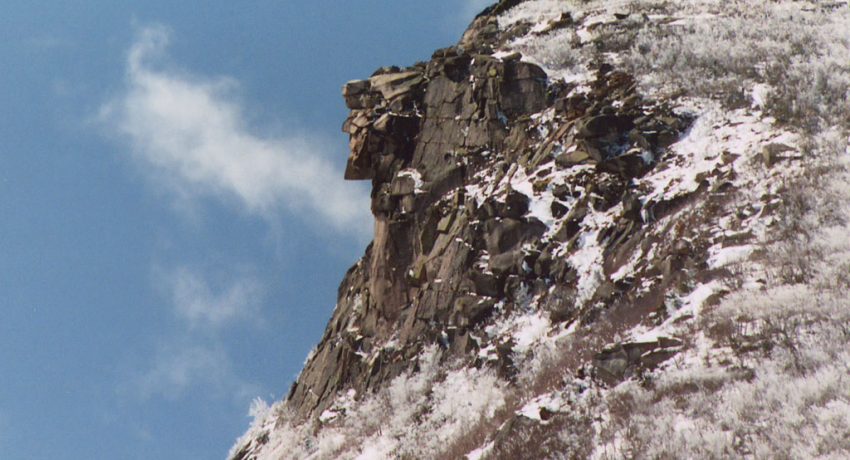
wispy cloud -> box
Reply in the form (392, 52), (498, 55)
(137, 341), (257, 401)
(100, 25), (370, 234)
(129, 266), (264, 402)
(167, 267), (263, 331)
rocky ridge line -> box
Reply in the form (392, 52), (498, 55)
(285, 5), (688, 422)
(227, 0), (835, 457)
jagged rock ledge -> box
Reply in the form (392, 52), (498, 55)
(285, 7), (689, 421)
(229, 0), (850, 457)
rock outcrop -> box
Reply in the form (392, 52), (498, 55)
(231, 0), (850, 458)
(285, 4), (689, 420)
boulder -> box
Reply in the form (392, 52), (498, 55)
(499, 61), (549, 118)
(390, 175), (416, 196)
(369, 71), (424, 101)
(762, 142), (796, 167)
(484, 217), (546, 255)
(593, 337), (684, 385)
(489, 249), (524, 275)
(453, 295), (497, 325)
(344, 133), (373, 180)
(597, 150), (651, 178)
(551, 201), (568, 219)
(470, 270), (501, 297)
(576, 114), (633, 139)
(342, 79), (373, 110)
(485, 218), (526, 255)
(478, 191), (530, 220)
(555, 149), (592, 167)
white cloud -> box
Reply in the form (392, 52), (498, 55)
(100, 25), (371, 234)
(137, 341), (257, 401)
(128, 266), (264, 402)
(168, 267), (263, 330)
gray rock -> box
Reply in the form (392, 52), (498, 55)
(369, 71), (424, 101)
(484, 217), (546, 256)
(390, 175), (416, 196)
(489, 249), (524, 275)
(555, 149), (592, 167)
(436, 212), (456, 233)
(281, 13), (695, 424)
(470, 270), (501, 297)
(593, 337), (683, 385)
(576, 114), (633, 139)
(342, 79), (373, 110)
(484, 218), (526, 255)
(597, 150), (651, 178)
(762, 142), (796, 167)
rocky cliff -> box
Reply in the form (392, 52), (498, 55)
(231, 1), (850, 458)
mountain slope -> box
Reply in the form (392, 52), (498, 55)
(231, 1), (850, 458)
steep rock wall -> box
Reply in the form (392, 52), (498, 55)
(229, 1), (850, 457)
(285, 3), (689, 420)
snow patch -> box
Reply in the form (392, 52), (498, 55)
(518, 393), (565, 422)
(466, 441), (495, 460)
(708, 244), (755, 269)
(513, 313), (552, 354)
(397, 168), (424, 194)
(567, 230), (604, 305)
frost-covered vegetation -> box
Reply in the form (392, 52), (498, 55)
(230, 347), (508, 459)
(232, 1), (850, 458)
(486, 2), (850, 457)
(620, 1), (850, 132)
(508, 0), (850, 131)
(590, 138), (850, 459)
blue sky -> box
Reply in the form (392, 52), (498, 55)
(0, 1), (488, 458)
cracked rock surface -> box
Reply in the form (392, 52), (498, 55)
(286, 5), (689, 420)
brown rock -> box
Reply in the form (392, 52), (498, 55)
(555, 149), (592, 167)
(368, 71), (424, 101)
(390, 175), (416, 196)
(342, 79), (373, 110)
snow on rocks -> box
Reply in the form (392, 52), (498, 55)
(395, 168), (424, 194)
(485, 308), (553, 355)
(707, 244), (755, 269)
(465, 441), (495, 460)
(231, 1), (850, 458)
(517, 393), (566, 422)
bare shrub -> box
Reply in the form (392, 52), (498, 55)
(436, 317), (616, 459)
(619, 1), (850, 129)
(485, 407), (596, 460)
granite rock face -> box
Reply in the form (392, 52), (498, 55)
(284, 2), (690, 420)
(229, 1), (849, 457)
